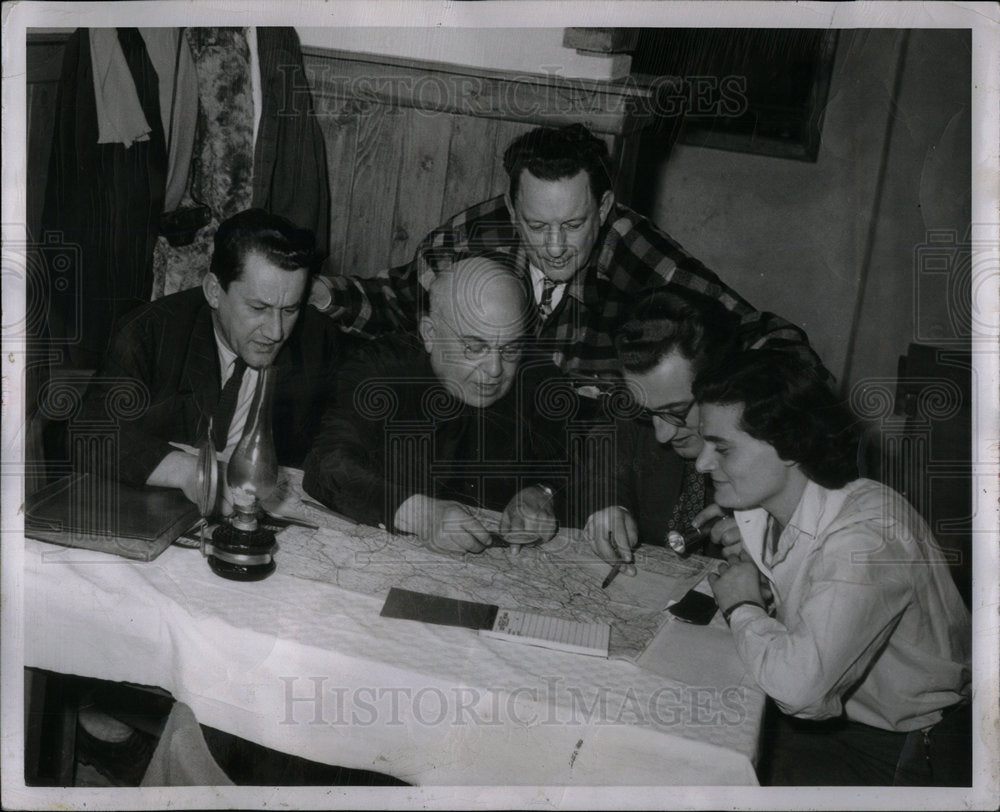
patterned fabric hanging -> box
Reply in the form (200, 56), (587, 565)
(152, 27), (255, 297)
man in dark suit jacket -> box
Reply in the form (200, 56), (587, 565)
(77, 208), (341, 505)
(303, 256), (572, 554)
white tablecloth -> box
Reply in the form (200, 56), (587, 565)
(23, 481), (765, 786)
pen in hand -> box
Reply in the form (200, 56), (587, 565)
(601, 530), (623, 589)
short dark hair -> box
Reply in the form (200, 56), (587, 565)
(503, 124), (614, 203)
(210, 208), (317, 290)
(693, 349), (860, 489)
(614, 287), (741, 376)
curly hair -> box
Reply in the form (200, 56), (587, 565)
(614, 287), (741, 376)
(692, 349), (860, 489)
(211, 208), (317, 290)
(503, 124), (614, 203)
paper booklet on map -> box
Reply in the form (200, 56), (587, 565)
(379, 588), (610, 658)
(479, 608), (610, 658)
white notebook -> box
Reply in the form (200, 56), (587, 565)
(479, 609), (610, 658)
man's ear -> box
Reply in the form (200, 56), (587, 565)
(203, 272), (222, 309)
(504, 192), (515, 221)
(418, 315), (435, 353)
(598, 190), (615, 225)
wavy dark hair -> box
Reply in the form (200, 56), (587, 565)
(614, 287), (741, 376)
(211, 208), (317, 290)
(503, 123), (614, 203)
(692, 349), (860, 489)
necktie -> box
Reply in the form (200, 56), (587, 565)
(764, 514), (783, 564)
(213, 357), (247, 451)
(760, 515), (780, 615)
(665, 459), (708, 538)
(538, 277), (557, 320)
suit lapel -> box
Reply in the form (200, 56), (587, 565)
(183, 303), (222, 432)
(272, 322), (297, 391)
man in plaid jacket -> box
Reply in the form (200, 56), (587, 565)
(309, 123), (823, 386)
(309, 123), (828, 549)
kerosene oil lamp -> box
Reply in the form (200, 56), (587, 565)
(203, 366), (279, 580)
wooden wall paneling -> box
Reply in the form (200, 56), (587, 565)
(488, 119), (538, 198)
(442, 115), (500, 219)
(301, 48), (648, 135)
(486, 122), (618, 202)
(388, 107), (454, 267)
(29, 38), (656, 266)
(317, 106), (360, 275)
(302, 46), (655, 270)
(342, 103), (407, 277)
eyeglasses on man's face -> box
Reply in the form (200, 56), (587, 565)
(635, 399), (696, 429)
(436, 316), (525, 363)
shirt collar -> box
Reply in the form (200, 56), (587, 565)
(766, 480), (826, 568)
(735, 481), (824, 570)
(528, 263), (561, 296)
(528, 264), (582, 310)
(525, 259), (590, 305)
(785, 480), (828, 540)
(213, 327), (238, 380)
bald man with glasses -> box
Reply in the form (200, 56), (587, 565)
(303, 255), (570, 554)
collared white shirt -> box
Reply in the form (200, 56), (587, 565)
(214, 330), (258, 459)
(728, 479), (970, 732)
(528, 263), (567, 315)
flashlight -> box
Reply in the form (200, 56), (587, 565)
(666, 515), (722, 557)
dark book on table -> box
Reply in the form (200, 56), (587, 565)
(24, 473), (199, 561)
(380, 588), (610, 657)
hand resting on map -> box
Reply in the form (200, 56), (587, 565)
(499, 485), (557, 544)
(392, 488), (556, 555)
(393, 494), (493, 553)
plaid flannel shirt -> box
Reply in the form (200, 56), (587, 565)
(316, 195), (828, 382)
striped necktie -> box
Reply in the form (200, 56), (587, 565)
(760, 515), (781, 615)
(764, 514), (783, 564)
(538, 277), (557, 320)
